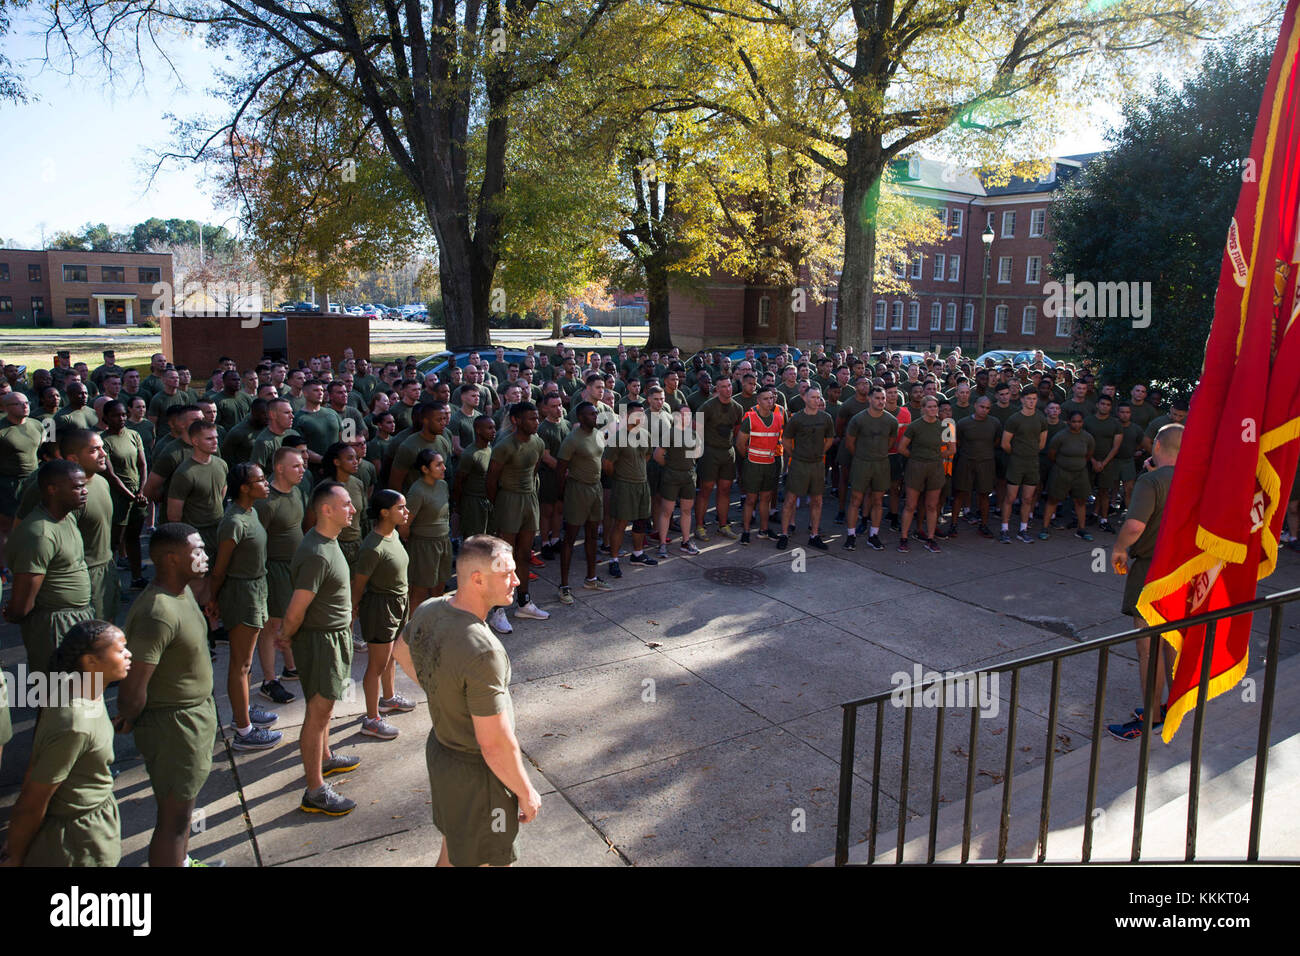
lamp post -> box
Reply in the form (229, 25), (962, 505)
(978, 224), (994, 357)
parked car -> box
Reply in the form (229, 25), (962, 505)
(415, 348), (532, 377)
(560, 322), (602, 338)
(1013, 350), (1058, 368)
(871, 349), (927, 367)
(973, 349), (1021, 367)
(686, 345), (805, 367)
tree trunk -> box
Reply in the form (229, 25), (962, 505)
(644, 253), (673, 350)
(837, 138), (884, 355)
(551, 303), (563, 338)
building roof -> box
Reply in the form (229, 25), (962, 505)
(891, 153), (1099, 198)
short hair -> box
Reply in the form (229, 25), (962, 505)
(166, 403), (200, 422)
(456, 534), (513, 577)
(272, 445), (304, 468)
(149, 522), (199, 562)
(1172, 395), (1191, 411)
(1154, 423), (1184, 455)
(267, 397), (293, 414)
(38, 458), (84, 492)
(58, 427), (98, 458)
(310, 480), (347, 512)
(187, 418), (217, 438)
(509, 400), (537, 421)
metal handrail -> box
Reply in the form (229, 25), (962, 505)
(834, 585), (1298, 865)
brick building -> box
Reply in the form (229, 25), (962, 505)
(0, 249), (173, 327)
(666, 154), (1097, 356)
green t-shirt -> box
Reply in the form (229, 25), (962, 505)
(0, 417), (45, 478)
(127, 419), (156, 460)
(846, 410), (898, 462)
(1128, 465), (1175, 559)
(557, 426), (605, 486)
(389, 400), (418, 434)
(169, 455), (229, 529)
(54, 405), (99, 433)
(217, 503), (268, 578)
(407, 478), (451, 538)
(1004, 411), (1048, 462)
(1143, 413), (1175, 444)
(392, 431), (454, 491)
(1084, 414), (1123, 462)
(254, 485), (306, 562)
(1128, 401), (1162, 431)
(29, 696), (117, 817)
(835, 394), (872, 436)
(956, 414), (1001, 462)
(1117, 421), (1144, 460)
(290, 529), (352, 632)
(448, 409), (477, 451)
(124, 584), (213, 709)
(1049, 428), (1096, 473)
(699, 396), (742, 451)
(490, 433), (543, 495)
(5, 505), (90, 610)
(603, 438), (650, 484)
(339, 475), (365, 543)
(215, 392), (252, 431)
(101, 428), (145, 492)
(457, 444), (492, 498)
(1061, 397), (1096, 421)
(220, 418), (260, 465)
(251, 427), (301, 472)
(404, 596), (513, 755)
(903, 418), (946, 462)
(293, 407), (342, 457)
(537, 417), (570, 468)
(355, 530), (409, 596)
(78, 473), (115, 568)
(146, 391), (189, 424)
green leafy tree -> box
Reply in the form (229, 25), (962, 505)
(1052, 35), (1274, 391)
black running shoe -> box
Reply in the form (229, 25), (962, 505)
(868, 534), (885, 551)
(843, 534), (857, 551)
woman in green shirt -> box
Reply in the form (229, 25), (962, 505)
(0, 619), (130, 867)
(352, 489), (415, 741)
(402, 449), (452, 607)
(323, 442), (367, 569)
(209, 462), (280, 750)
(897, 396), (950, 552)
(1041, 411), (1097, 541)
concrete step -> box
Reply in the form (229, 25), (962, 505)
(825, 646), (1300, 864)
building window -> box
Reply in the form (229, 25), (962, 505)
(933, 253), (946, 280)
(950, 209), (964, 237)
(998, 256), (1013, 283)
(987, 211), (996, 231)
(1030, 208), (1046, 237)
(994, 305), (1009, 333)
(0, 263), (8, 282)
(908, 301), (920, 330)
(66, 298), (91, 316)
(937, 207), (948, 229)
(138, 266), (161, 284)
(891, 301), (904, 330)
(101, 266), (125, 283)
(910, 255), (923, 280)
(141, 298), (155, 317)
(63, 264), (89, 282)
(894, 258), (907, 280)
(874, 300), (887, 331)
(28, 264), (41, 282)
(1026, 256), (1042, 284)
(948, 255), (960, 282)
(31, 296), (44, 314)
(930, 302), (942, 330)
(758, 296), (770, 327)
(1056, 313), (1072, 338)
(0, 296), (11, 313)
(945, 303), (957, 331)
(1022, 306), (1037, 335)
(1002, 211), (1017, 238)
(828, 298), (837, 331)
(963, 303), (975, 331)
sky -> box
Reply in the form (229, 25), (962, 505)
(0, 4), (1277, 251)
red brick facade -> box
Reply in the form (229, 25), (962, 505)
(1, 249), (173, 327)
(160, 313), (371, 374)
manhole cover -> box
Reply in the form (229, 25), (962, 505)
(703, 566), (767, 587)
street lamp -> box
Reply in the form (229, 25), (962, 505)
(978, 224), (995, 357)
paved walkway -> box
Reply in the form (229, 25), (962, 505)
(4, 500), (1299, 865)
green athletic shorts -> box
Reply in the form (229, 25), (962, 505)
(563, 480), (603, 526)
(611, 479), (651, 521)
(741, 460), (779, 494)
(786, 459), (825, 497)
(23, 795), (121, 867)
(696, 447), (735, 484)
(1005, 456), (1040, 486)
(657, 467), (697, 503)
(850, 458), (891, 495)
(1122, 555), (1152, 618)
(110, 488), (147, 529)
(426, 733), (520, 867)
(1096, 461), (1120, 490)
(408, 535), (453, 589)
(217, 575), (268, 630)
(954, 456), (996, 495)
(1048, 466), (1091, 503)
(359, 591), (408, 645)
(20, 605), (94, 671)
(133, 698), (218, 802)
(266, 560), (293, 619)
(292, 628), (354, 702)
(905, 459), (946, 493)
(494, 489), (539, 535)
(459, 495), (493, 537)
(86, 562), (120, 624)
(1118, 458), (1138, 483)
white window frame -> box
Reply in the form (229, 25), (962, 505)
(930, 302), (942, 331)
(963, 303), (975, 331)
(1002, 210), (1017, 238)
(987, 211), (996, 231)
(892, 301), (904, 330)
(950, 208), (964, 238)
(758, 296), (771, 327)
(1022, 306), (1037, 335)
(1030, 208), (1046, 237)
(937, 207), (948, 229)
(910, 255), (923, 280)
(894, 258), (907, 279)
(948, 255), (960, 282)
(1025, 256), (1042, 284)
(994, 305), (1009, 333)
(998, 256), (1013, 284)
(933, 253), (946, 281)
(908, 301), (920, 330)
(829, 297), (837, 331)
(874, 300), (887, 331)
(945, 303), (957, 331)
(1056, 313), (1072, 338)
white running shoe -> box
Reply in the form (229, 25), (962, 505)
(515, 601), (550, 620)
(488, 607), (513, 634)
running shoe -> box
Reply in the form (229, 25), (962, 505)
(843, 534), (857, 551)
(867, 534), (884, 551)
(808, 535), (828, 551)
(740, 531), (752, 546)
(353, 636), (368, 653)
(530, 553), (545, 568)
(281, 667), (300, 682)
(776, 533), (789, 550)
(558, 586), (575, 605)
(528, 571), (538, 581)
(717, 523), (740, 540)
(978, 523), (995, 539)
(516, 601), (550, 620)
(321, 753), (361, 776)
(540, 543), (556, 560)
(999, 529), (1012, 544)
(211, 627), (230, 645)
(656, 544), (669, 559)
(935, 524), (955, 539)
(187, 856), (227, 867)
(1106, 720), (1144, 741)
(361, 716), (399, 740)
(301, 784), (356, 816)
(628, 552), (658, 566)
(695, 526), (711, 542)
(1016, 530), (1034, 544)
(583, 577), (613, 590)
(889, 514), (901, 533)
(1037, 530), (1051, 541)
(488, 607), (513, 633)
(1131, 704), (1168, 726)
(259, 680), (296, 705)
(757, 528), (776, 540)
(1075, 529), (1095, 542)
(379, 694), (416, 713)
(608, 560), (623, 579)
(232, 726), (281, 751)
(922, 537), (942, 554)
(679, 540), (700, 556)
(897, 538), (910, 553)
(248, 706), (279, 727)
(131, 577), (150, 589)
(834, 511), (846, 525)
(1098, 519), (1115, 534)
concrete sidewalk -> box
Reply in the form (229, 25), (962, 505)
(4, 501), (1300, 865)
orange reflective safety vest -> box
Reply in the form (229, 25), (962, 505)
(742, 406), (785, 464)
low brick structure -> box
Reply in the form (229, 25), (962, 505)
(160, 312), (370, 373)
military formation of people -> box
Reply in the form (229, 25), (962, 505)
(0, 337), (1284, 866)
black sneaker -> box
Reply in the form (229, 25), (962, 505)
(1016, 530), (1034, 544)
(281, 667), (300, 682)
(834, 511), (846, 525)
(540, 542), (555, 560)
(628, 552), (658, 566)
(897, 538), (910, 553)
(259, 680), (296, 705)
(740, 531), (751, 546)
(934, 524), (954, 539)
(131, 577), (149, 590)
(922, 537), (942, 554)
(978, 523), (994, 539)
(867, 534), (885, 551)
(776, 533), (789, 550)
(757, 528), (776, 540)
(843, 534), (857, 551)
(210, 626), (230, 645)
(608, 559), (623, 578)
(1098, 519), (1115, 534)
(889, 515), (901, 533)
(808, 535), (828, 551)
(999, 529), (1012, 544)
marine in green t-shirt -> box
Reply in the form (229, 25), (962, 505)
(290, 527), (353, 633)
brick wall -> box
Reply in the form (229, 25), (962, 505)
(284, 314), (370, 365)
(45, 250), (173, 327)
(0, 249), (53, 325)
(161, 315), (266, 373)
